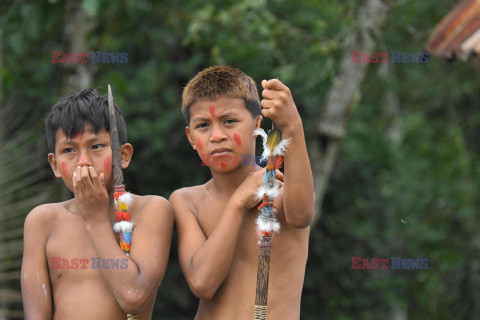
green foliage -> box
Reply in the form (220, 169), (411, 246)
(1, 0), (479, 318)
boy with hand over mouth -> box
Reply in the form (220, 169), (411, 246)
(21, 89), (173, 319)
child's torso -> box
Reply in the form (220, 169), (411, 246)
(192, 186), (310, 320)
(45, 200), (154, 320)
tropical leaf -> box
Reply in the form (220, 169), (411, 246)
(0, 93), (56, 319)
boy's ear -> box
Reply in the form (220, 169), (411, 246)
(48, 153), (63, 179)
(254, 115), (263, 132)
(120, 143), (133, 169)
(185, 126), (196, 150)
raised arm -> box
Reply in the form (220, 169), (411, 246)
(261, 79), (315, 228)
(21, 206), (53, 320)
(73, 166), (174, 314)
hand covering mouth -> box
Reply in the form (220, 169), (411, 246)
(211, 148), (232, 155)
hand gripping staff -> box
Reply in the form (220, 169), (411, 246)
(253, 123), (290, 320)
(108, 85), (137, 320)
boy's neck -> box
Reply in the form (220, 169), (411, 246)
(209, 161), (261, 197)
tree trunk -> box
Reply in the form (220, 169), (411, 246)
(58, 0), (96, 95)
(310, 0), (390, 223)
(0, 26), (3, 108)
(57, 0), (96, 200)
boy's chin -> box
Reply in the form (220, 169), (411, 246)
(209, 162), (243, 173)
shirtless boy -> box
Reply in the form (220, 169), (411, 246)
(21, 89), (173, 319)
(170, 66), (314, 319)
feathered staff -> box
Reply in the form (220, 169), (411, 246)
(108, 85), (137, 320)
(253, 123), (290, 320)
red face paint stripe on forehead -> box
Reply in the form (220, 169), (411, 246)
(75, 132), (82, 140)
(233, 133), (241, 146)
(209, 105), (216, 118)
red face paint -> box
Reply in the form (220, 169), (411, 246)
(220, 161), (227, 169)
(209, 105), (216, 118)
(80, 155), (86, 163)
(75, 132), (82, 140)
(196, 138), (203, 151)
(61, 162), (67, 176)
(233, 133), (241, 146)
(104, 157), (111, 173)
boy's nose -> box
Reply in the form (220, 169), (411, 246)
(210, 124), (227, 142)
(77, 154), (92, 166)
(210, 129), (227, 142)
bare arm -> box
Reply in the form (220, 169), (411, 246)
(170, 189), (245, 300)
(282, 125), (315, 227)
(73, 166), (174, 314)
(21, 205), (53, 320)
(85, 196), (173, 314)
(261, 79), (315, 228)
(170, 167), (285, 300)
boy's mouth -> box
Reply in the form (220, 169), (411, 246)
(211, 148), (232, 156)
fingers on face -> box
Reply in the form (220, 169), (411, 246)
(72, 167), (79, 194)
(80, 166), (93, 190)
(88, 166), (103, 190)
(74, 166), (104, 193)
(73, 166), (84, 196)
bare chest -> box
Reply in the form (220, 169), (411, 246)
(45, 213), (120, 284)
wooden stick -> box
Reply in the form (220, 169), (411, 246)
(108, 84), (123, 186)
(254, 236), (272, 320)
(108, 85), (136, 319)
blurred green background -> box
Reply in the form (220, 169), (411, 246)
(1, 0), (479, 319)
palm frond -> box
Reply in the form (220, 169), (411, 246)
(0, 93), (56, 318)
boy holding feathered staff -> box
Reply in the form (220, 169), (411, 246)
(21, 89), (174, 319)
(170, 66), (315, 319)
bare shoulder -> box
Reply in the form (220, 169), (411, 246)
(169, 184), (207, 217)
(131, 194), (174, 224)
(170, 184), (206, 200)
(24, 202), (62, 237)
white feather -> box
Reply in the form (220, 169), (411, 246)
(265, 184), (280, 199)
(253, 128), (268, 144)
(113, 221), (135, 233)
(272, 138), (291, 156)
(260, 149), (271, 161)
(117, 193), (133, 206)
(256, 216), (281, 233)
(256, 185), (266, 201)
(254, 129), (270, 160)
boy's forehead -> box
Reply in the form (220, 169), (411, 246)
(55, 125), (109, 143)
(190, 97), (247, 119)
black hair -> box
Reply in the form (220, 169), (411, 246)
(45, 88), (127, 153)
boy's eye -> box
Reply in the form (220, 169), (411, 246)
(92, 144), (105, 150)
(195, 123), (208, 129)
(62, 148), (74, 154)
(224, 119), (237, 124)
